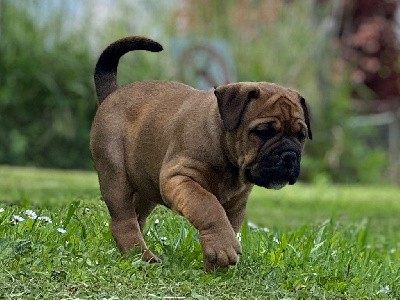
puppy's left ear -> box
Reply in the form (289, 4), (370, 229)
(300, 97), (312, 140)
(214, 83), (260, 131)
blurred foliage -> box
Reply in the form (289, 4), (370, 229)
(0, 0), (173, 170)
(0, 0), (390, 183)
(301, 79), (388, 184)
(173, 1), (320, 101)
(0, 1), (96, 169)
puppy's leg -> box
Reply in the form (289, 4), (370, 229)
(95, 161), (159, 262)
(133, 196), (160, 262)
(223, 189), (252, 234)
(134, 195), (157, 233)
(161, 170), (241, 272)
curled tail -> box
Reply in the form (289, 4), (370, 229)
(94, 36), (163, 104)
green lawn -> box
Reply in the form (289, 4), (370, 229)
(1, 166), (399, 299)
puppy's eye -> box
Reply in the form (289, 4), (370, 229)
(250, 124), (277, 140)
(297, 131), (306, 141)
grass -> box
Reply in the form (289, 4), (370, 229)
(1, 166), (400, 299)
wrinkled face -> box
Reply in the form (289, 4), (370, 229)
(242, 96), (308, 189)
(215, 82), (312, 190)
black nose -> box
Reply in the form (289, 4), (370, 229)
(281, 152), (297, 165)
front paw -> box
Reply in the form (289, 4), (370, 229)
(141, 249), (161, 263)
(200, 228), (242, 272)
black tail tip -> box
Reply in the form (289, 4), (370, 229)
(151, 42), (163, 52)
(144, 37), (163, 52)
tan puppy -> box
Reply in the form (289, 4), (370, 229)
(90, 36), (312, 271)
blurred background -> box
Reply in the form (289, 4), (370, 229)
(1, 0), (399, 186)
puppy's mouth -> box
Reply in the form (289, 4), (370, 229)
(244, 150), (300, 189)
(244, 168), (291, 190)
(265, 180), (288, 190)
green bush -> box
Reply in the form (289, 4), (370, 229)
(0, 1), (96, 169)
(0, 0), (172, 170)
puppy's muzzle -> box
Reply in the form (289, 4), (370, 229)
(245, 143), (301, 190)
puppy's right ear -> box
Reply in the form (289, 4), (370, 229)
(214, 83), (260, 131)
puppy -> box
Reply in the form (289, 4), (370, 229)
(90, 36), (312, 271)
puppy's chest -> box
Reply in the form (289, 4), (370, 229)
(216, 173), (250, 204)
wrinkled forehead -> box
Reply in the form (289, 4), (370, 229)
(260, 83), (300, 104)
(245, 84), (304, 121)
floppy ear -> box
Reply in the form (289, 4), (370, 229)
(214, 84), (260, 131)
(300, 97), (312, 140)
